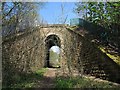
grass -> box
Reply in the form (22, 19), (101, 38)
(99, 47), (120, 65)
(68, 25), (79, 31)
(55, 77), (120, 88)
(3, 67), (120, 89)
(7, 68), (48, 88)
(35, 68), (47, 76)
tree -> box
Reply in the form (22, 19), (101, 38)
(74, 2), (120, 29)
(74, 2), (120, 54)
(2, 2), (44, 36)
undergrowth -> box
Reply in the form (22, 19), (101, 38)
(55, 77), (120, 88)
(3, 68), (47, 88)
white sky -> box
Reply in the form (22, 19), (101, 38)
(50, 46), (60, 54)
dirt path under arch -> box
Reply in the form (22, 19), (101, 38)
(32, 68), (120, 88)
(34, 68), (58, 88)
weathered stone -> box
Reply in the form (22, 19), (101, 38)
(2, 25), (120, 86)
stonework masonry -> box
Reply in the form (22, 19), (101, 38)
(2, 25), (120, 86)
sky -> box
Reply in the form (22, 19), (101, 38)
(50, 46), (60, 54)
(38, 2), (78, 53)
(38, 2), (78, 24)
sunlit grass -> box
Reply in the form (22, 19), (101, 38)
(55, 77), (120, 88)
(68, 25), (79, 30)
(9, 68), (48, 88)
(35, 68), (48, 76)
(99, 47), (120, 65)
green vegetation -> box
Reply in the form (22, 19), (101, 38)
(3, 68), (120, 88)
(35, 68), (47, 76)
(2, 2), (44, 36)
(55, 77), (120, 88)
(68, 25), (79, 31)
(50, 50), (60, 67)
(74, 2), (120, 59)
(74, 2), (120, 30)
(9, 68), (48, 88)
(99, 46), (120, 65)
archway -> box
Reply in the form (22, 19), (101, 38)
(45, 35), (61, 68)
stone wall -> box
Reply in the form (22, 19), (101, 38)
(2, 28), (45, 85)
(2, 25), (71, 86)
(2, 25), (120, 86)
(68, 29), (120, 83)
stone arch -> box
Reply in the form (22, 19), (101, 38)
(44, 34), (61, 67)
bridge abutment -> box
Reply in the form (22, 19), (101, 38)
(2, 25), (120, 86)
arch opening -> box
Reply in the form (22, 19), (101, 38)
(45, 35), (61, 68)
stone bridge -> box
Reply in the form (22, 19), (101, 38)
(2, 24), (120, 85)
